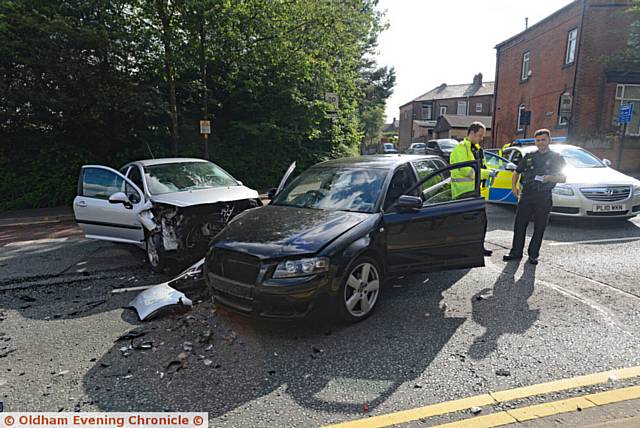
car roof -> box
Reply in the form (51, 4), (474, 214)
(508, 143), (579, 155)
(314, 154), (442, 169)
(133, 158), (210, 167)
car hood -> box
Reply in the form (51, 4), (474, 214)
(150, 186), (259, 207)
(211, 205), (371, 259)
(565, 167), (639, 186)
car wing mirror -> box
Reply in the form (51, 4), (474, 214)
(267, 187), (277, 200)
(396, 195), (423, 213)
(109, 192), (133, 209)
(504, 162), (517, 171)
(603, 158), (612, 167)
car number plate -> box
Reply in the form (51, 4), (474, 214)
(593, 204), (624, 212)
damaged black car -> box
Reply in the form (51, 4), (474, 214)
(204, 155), (487, 322)
(73, 158), (262, 271)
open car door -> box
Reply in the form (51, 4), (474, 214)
(270, 162), (296, 200)
(383, 159), (486, 275)
(73, 165), (146, 244)
(484, 151), (518, 204)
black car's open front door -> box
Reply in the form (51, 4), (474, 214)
(383, 159), (487, 275)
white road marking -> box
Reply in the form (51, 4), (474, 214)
(548, 237), (640, 246)
(484, 258), (633, 337)
(4, 237), (69, 247)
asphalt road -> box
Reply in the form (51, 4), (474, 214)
(1, 206), (640, 427)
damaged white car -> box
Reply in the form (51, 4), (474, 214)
(73, 158), (262, 271)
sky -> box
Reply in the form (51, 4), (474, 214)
(376, 0), (575, 122)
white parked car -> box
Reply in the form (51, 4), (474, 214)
(496, 144), (640, 218)
(73, 158), (261, 271)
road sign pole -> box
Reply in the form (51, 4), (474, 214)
(617, 122), (627, 170)
(203, 133), (209, 160)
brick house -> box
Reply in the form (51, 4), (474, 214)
(399, 74), (494, 151)
(434, 115), (492, 143)
(492, 0), (640, 171)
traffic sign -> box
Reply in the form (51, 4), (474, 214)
(619, 103), (633, 124)
(325, 92), (339, 110)
(199, 120), (211, 134)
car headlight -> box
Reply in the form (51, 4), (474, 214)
(552, 184), (574, 196)
(272, 257), (329, 279)
(634, 185), (640, 197)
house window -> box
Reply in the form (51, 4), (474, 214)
(517, 104), (526, 131)
(521, 51), (530, 81)
(615, 84), (640, 136)
(457, 101), (467, 115)
(565, 29), (578, 65)
(558, 92), (572, 126)
(422, 104), (432, 120)
(439, 105), (448, 116)
(475, 103), (482, 113)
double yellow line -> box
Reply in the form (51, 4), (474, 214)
(324, 365), (640, 428)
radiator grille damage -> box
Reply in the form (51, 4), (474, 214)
(139, 198), (261, 258)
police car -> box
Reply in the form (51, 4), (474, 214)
(483, 138), (640, 218)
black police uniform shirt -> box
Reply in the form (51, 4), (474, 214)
(516, 150), (566, 196)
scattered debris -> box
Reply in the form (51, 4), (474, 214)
(122, 374), (133, 380)
(413, 384), (423, 389)
(56, 370), (70, 376)
(183, 342), (193, 352)
(100, 363), (111, 368)
(223, 331), (237, 344)
(129, 283), (193, 321)
(471, 407), (482, 415)
(267, 370), (276, 375)
(495, 369), (511, 377)
(205, 344), (214, 352)
(115, 330), (146, 342)
(363, 404), (369, 413)
(133, 341), (154, 350)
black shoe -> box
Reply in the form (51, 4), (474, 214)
(528, 257), (539, 265)
(503, 254), (522, 262)
(484, 249), (493, 257)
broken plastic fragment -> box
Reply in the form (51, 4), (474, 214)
(129, 283), (193, 321)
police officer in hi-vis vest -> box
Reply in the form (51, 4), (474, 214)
(449, 121), (497, 256)
(503, 129), (566, 265)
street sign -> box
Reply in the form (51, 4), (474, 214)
(619, 103), (633, 124)
(199, 120), (211, 134)
(325, 92), (339, 110)
(520, 111), (531, 126)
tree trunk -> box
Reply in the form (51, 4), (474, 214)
(200, 15), (209, 159)
(156, 0), (179, 156)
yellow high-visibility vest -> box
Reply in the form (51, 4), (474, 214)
(449, 138), (489, 199)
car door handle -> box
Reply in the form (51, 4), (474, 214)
(75, 200), (87, 208)
(463, 212), (480, 220)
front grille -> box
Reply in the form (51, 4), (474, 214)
(210, 250), (260, 285)
(580, 186), (631, 202)
(551, 206), (579, 214)
(586, 210), (629, 216)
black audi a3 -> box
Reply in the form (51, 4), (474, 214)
(204, 155), (487, 322)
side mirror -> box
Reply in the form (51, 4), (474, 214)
(236, 180), (243, 186)
(396, 195), (423, 212)
(267, 188), (277, 200)
(109, 192), (132, 209)
(603, 159), (612, 167)
(505, 162), (517, 171)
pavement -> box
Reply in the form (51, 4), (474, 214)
(1, 204), (640, 427)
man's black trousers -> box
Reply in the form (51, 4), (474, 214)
(509, 192), (553, 259)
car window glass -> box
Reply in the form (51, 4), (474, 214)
(383, 165), (418, 211)
(273, 167), (388, 213)
(422, 164), (479, 205)
(82, 168), (124, 200)
(485, 152), (504, 169)
(128, 166), (144, 191)
(509, 151), (522, 164)
(125, 182), (141, 204)
(412, 160), (439, 192)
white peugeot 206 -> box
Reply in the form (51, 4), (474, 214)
(73, 158), (261, 272)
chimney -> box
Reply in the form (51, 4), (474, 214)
(473, 73), (483, 86)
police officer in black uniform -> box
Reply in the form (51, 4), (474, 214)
(503, 129), (566, 265)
